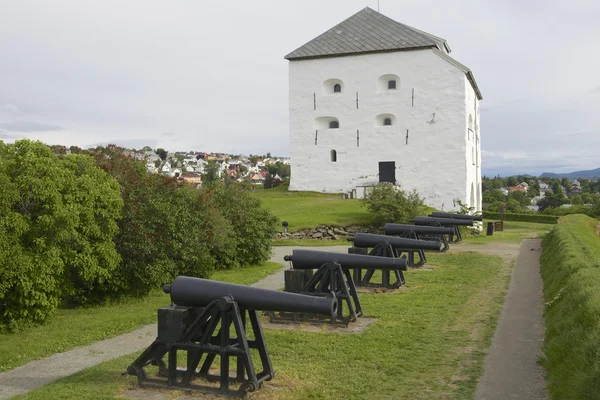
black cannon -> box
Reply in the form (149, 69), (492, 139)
(349, 232), (441, 275)
(430, 212), (483, 221)
(277, 249), (406, 325)
(126, 277), (337, 397)
(383, 223), (455, 251)
(412, 216), (474, 242)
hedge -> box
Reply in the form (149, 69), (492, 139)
(540, 214), (600, 399)
(482, 211), (559, 224)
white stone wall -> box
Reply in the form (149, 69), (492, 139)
(288, 49), (480, 212)
(465, 78), (482, 212)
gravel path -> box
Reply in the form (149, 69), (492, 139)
(474, 239), (549, 400)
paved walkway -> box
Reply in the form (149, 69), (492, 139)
(0, 245), (349, 399)
(475, 239), (549, 400)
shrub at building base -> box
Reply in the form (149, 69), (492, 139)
(540, 214), (600, 399)
(0, 141), (123, 330)
(362, 184), (425, 227)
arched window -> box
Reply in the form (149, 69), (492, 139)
(329, 121), (339, 129)
(384, 118), (392, 126)
(333, 84), (341, 93)
(388, 80), (397, 90)
(330, 150), (337, 162)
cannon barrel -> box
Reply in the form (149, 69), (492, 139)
(412, 216), (474, 226)
(383, 223), (455, 235)
(284, 249), (407, 271)
(430, 212), (483, 221)
(164, 276), (337, 317)
(351, 233), (441, 251)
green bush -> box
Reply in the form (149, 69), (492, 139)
(482, 211), (558, 224)
(206, 182), (278, 268)
(362, 184), (424, 227)
(87, 146), (217, 297)
(0, 141), (122, 329)
(540, 214), (600, 399)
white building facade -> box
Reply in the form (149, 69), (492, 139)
(286, 7), (482, 212)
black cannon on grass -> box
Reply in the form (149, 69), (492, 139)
(411, 216), (474, 243)
(125, 277), (337, 397)
(273, 249), (406, 326)
(348, 233), (441, 278)
(384, 223), (455, 251)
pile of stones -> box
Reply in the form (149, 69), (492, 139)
(275, 225), (374, 240)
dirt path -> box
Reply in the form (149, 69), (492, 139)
(474, 239), (549, 400)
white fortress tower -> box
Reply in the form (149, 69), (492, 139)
(285, 7), (482, 212)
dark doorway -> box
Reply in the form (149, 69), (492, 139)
(379, 161), (396, 184)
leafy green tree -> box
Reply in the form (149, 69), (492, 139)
(571, 194), (583, 205)
(87, 145), (216, 296)
(507, 176), (518, 187)
(264, 173), (274, 189)
(363, 184), (424, 226)
(202, 161), (220, 184)
(581, 193), (593, 204)
(155, 148), (167, 161)
(278, 163), (291, 178)
(0, 141), (122, 329)
(141, 146), (153, 151)
(208, 182), (278, 267)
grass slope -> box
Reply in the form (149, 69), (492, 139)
(540, 214), (600, 399)
(16, 251), (511, 400)
(0, 262), (282, 372)
(252, 184), (373, 231)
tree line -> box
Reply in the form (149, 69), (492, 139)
(0, 141), (277, 331)
(482, 175), (600, 215)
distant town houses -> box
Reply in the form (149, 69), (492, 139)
(508, 184), (528, 193)
(123, 148), (290, 186)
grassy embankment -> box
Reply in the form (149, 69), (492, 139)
(14, 250), (509, 400)
(539, 214), (600, 399)
(0, 262), (282, 373)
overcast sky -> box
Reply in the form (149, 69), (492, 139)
(1, 0), (599, 176)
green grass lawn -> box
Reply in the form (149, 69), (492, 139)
(15, 250), (511, 400)
(0, 262), (282, 373)
(462, 220), (554, 244)
(253, 184), (374, 232)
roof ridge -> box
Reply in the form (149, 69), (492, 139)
(284, 8), (440, 60)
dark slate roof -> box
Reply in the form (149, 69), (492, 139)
(285, 7), (447, 60)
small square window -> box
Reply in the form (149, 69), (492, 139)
(388, 80), (397, 90)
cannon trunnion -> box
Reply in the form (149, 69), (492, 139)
(126, 277), (337, 397)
